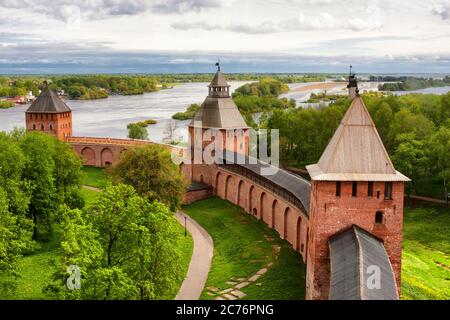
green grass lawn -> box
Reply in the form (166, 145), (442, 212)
(80, 166), (111, 189)
(80, 187), (100, 206)
(172, 222), (194, 299)
(9, 227), (63, 300)
(183, 197), (306, 300)
(402, 204), (450, 300)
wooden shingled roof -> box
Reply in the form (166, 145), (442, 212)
(306, 97), (410, 181)
(26, 84), (71, 114)
(190, 69), (248, 130)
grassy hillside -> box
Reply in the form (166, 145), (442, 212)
(183, 197), (306, 300)
(401, 204), (450, 300)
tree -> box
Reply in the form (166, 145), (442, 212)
(111, 145), (187, 211)
(373, 102), (394, 149)
(58, 185), (184, 299)
(426, 127), (450, 198)
(0, 188), (28, 296)
(163, 119), (180, 144)
(391, 134), (428, 197)
(389, 108), (435, 144)
(127, 123), (148, 140)
(19, 132), (82, 238)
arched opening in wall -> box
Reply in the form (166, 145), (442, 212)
(296, 217), (302, 251)
(101, 148), (114, 167)
(271, 200), (278, 229)
(41, 124), (44, 130)
(215, 172), (222, 197)
(260, 192), (267, 222)
(225, 175), (233, 201)
(249, 185), (255, 213)
(49, 124), (53, 131)
(375, 211), (384, 224)
(252, 208), (257, 216)
(81, 147), (96, 166)
(199, 174), (204, 183)
(33, 124), (36, 130)
(237, 180), (244, 208)
(284, 207), (291, 240)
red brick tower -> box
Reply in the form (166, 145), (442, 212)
(305, 73), (410, 300)
(187, 63), (249, 184)
(25, 82), (73, 141)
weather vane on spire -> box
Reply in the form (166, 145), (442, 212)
(349, 64), (353, 76)
(215, 59), (221, 72)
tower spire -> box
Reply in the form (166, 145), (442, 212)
(347, 65), (359, 99)
(215, 60), (221, 72)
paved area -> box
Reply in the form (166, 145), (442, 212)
(409, 195), (447, 205)
(81, 185), (101, 192)
(208, 244), (281, 300)
(175, 211), (214, 300)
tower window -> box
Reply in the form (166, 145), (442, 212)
(335, 181), (341, 197)
(375, 211), (384, 224)
(368, 182), (373, 198)
(385, 182), (393, 200)
(352, 181), (358, 197)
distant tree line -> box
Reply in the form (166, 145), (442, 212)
(0, 73), (325, 101)
(377, 76), (450, 91)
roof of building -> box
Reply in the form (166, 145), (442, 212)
(329, 225), (399, 300)
(306, 96), (410, 181)
(209, 70), (230, 87)
(219, 152), (311, 214)
(26, 84), (71, 113)
(190, 69), (249, 130)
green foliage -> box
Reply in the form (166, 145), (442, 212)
(379, 76), (450, 91)
(110, 145), (187, 211)
(19, 132), (82, 239)
(127, 119), (157, 128)
(127, 123), (149, 140)
(0, 189), (24, 296)
(0, 100), (15, 109)
(56, 185), (184, 300)
(233, 78), (289, 98)
(267, 92), (450, 198)
(172, 103), (200, 120)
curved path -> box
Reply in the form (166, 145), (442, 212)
(175, 211), (214, 300)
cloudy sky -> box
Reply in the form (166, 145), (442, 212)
(1, 0), (450, 73)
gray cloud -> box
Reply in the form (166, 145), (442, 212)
(432, 2), (450, 21)
(0, 37), (449, 74)
(172, 10), (382, 34)
(152, 0), (222, 14)
(0, 0), (221, 21)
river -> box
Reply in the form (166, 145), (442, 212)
(0, 81), (248, 143)
(2, 82), (449, 143)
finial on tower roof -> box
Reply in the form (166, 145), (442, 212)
(43, 80), (49, 87)
(215, 60), (220, 72)
(347, 65), (359, 98)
